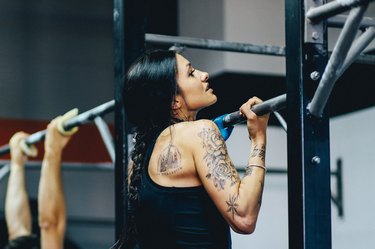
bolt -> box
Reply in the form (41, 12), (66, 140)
(113, 10), (119, 21)
(312, 32), (319, 40)
(312, 156), (321, 165)
(310, 71), (320, 81)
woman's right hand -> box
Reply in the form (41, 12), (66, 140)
(239, 97), (269, 142)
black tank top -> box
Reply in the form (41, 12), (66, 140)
(136, 138), (231, 249)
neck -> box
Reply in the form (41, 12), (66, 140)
(173, 109), (197, 122)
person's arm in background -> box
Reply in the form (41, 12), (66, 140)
(38, 113), (78, 249)
(5, 132), (37, 240)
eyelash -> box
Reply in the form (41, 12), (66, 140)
(189, 69), (196, 77)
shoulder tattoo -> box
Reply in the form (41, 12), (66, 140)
(198, 125), (239, 190)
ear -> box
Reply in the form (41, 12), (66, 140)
(171, 95), (182, 110)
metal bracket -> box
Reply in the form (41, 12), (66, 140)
(305, 0), (325, 43)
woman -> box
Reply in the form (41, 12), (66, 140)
(115, 50), (269, 249)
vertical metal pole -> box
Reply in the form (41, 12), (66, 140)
(285, 0), (332, 248)
(113, 0), (145, 241)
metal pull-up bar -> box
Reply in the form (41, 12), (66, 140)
(146, 33), (375, 66)
(328, 14), (375, 29)
(146, 33), (286, 56)
(0, 100), (115, 156)
(0, 94), (286, 156)
(223, 94), (287, 127)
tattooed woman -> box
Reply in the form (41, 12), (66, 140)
(112, 50), (269, 249)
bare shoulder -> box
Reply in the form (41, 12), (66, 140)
(174, 119), (219, 140)
(170, 119), (221, 153)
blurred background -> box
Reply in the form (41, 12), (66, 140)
(0, 0), (374, 248)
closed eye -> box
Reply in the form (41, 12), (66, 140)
(189, 69), (196, 77)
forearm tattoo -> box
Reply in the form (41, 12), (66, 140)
(250, 144), (266, 162)
(226, 194), (239, 219)
(157, 144), (182, 175)
(198, 126), (239, 190)
(244, 166), (254, 176)
(245, 144), (266, 177)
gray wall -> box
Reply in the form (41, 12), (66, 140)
(0, 0), (114, 120)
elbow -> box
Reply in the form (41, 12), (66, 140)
(231, 216), (257, 234)
(38, 215), (58, 230)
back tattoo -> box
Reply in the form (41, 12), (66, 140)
(157, 144), (182, 175)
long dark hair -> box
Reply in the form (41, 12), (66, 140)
(112, 50), (178, 249)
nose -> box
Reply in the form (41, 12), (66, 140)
(201, 71), (209, 82)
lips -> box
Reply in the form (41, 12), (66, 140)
(205, 83), (210, 91)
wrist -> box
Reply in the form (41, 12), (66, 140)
(44, 149), (62, 161)
(250, 137), (266, 146)
(249, 143), (266, 163)
(10, 161), (26, 169)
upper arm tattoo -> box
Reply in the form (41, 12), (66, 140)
(198, 125), (239, 190)
(157, 144), (182, 175)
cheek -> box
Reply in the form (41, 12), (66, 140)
(185, 93), (209, 109)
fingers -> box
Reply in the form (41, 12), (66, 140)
(56, 108), (79, 136)
(9, 132), (38, 158)
(9, 132), (29, 147)
(239, 96), (263, 119)
(19, 140), (38, 157)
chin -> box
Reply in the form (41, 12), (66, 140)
(211, 94), (218, 104)
(208, 95), (218, 106)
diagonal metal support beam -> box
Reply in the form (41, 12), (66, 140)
(94, 116), (115, 163)
(308, 4), (369, 117)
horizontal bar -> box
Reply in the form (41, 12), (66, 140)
(63, 100), (115, 130)
(355, 53), (375, 64)
(147, 33), (375, 65)
(328, 15), (375, 29)
(67, 216), (114, 226)
(0, 161), (114, 172)
(0, 164), (10, 181)
(222, 94), (287, 127)
(306, 0), (373, 23)
(0, 100), (115, 156)
(237, 167), (340, 176)
(146, 33), (286, 56)
(0, 162), (113, 182)
(308, 4), (368, 117)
